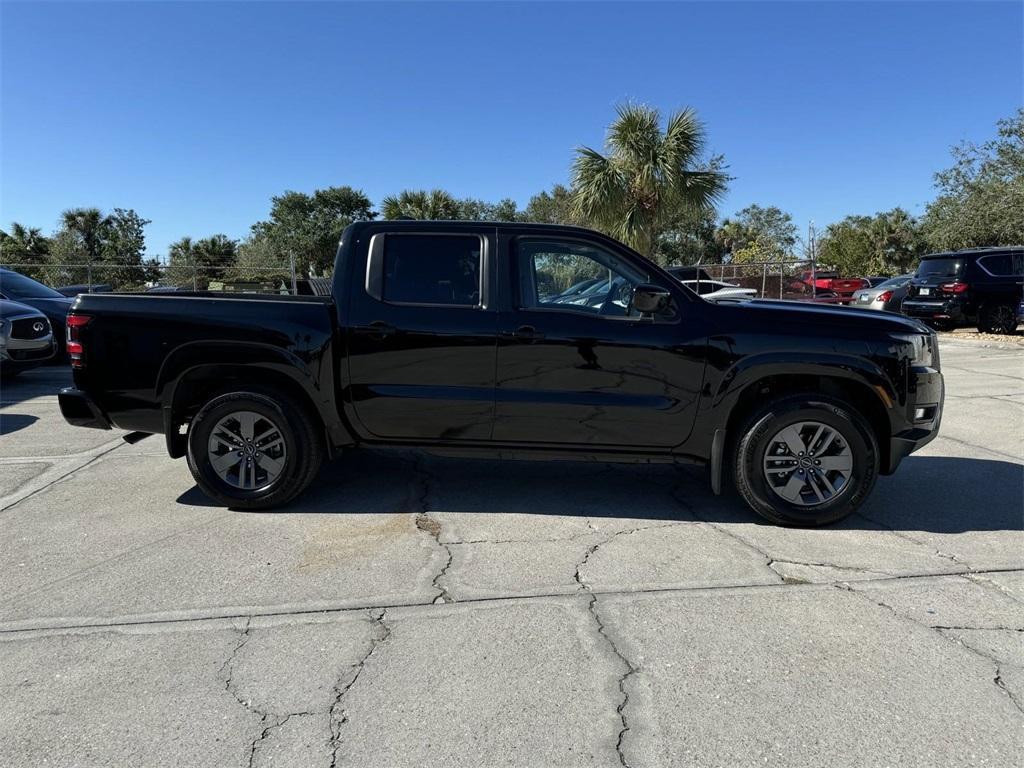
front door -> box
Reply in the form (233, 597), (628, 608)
(493, 234), (708, 449)
(346, 227), (497, 441)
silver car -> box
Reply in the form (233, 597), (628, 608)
(0, 299), (55, 379)
(850, 274), (913, 312)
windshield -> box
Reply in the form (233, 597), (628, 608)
(916, 258), (962, 279)
(877, 276), (910, 289)
(0, 269), (64, 299)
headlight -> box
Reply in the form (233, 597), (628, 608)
(894, 333), (934, 367)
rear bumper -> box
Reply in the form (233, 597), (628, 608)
(902, 298), (965, 323)
(58, 388), (112, 430)
(884, 366), (943, 474)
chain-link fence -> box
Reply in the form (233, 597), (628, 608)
(687, 259), (822, 300)
(4, 257), (822, 301)
(0, 262), (304, 296)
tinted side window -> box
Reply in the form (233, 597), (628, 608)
(978, 254), (1013, 276)
(516, 239), (647, 318)
(382, 235), (482, 306)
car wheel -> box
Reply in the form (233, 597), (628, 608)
(186, 390), (323, 510)
(732, 394), (878, 526)
(977, 301), (1018, 335)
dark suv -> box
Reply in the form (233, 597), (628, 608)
(902, 247), (1024, 333)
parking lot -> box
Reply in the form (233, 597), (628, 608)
(0, 338), (1021, 767)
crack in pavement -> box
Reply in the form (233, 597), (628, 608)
(836, 584), (1024, 717)
(570, 523), (686, 767)
(329, 608), (391, 768)
(0, 438), (127, 513)
(407, 453), (455, 605)
(766, 558), (895, 583)
(853, 509), (975, 571)
(219, 617), (327, 767)
(670, 480), (787, 583)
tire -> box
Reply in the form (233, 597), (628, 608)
(977, 301), (1018, 335)
(186, 390), (323, 510)
(732, 394), (879, 526)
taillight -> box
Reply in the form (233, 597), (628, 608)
(940, 281), (969, 294)
(876, 291), (893, 302)
(66, 313), (92, 369)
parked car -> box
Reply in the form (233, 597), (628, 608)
(55, 284), (113, 297)
(59, 221), (943, 527)
(850, 274), (913, 313)
(902, 247), (1024, 333)
(0, 299), (55, 379)
(799, 270), (868, 300)
(861, 276), (892, 288)
(0, 268), (73, 356)
(676, 278), (757, 302)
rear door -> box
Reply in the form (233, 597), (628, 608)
(345, 226), (497, 441)
(492, 232), (708, 449)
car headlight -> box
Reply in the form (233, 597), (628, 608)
(894, 333), (935, 367)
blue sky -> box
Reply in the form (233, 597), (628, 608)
(1, 1), (1021, 258)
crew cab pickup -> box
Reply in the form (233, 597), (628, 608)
(799, 270), (868, 301)
(59, 221), (944, 526)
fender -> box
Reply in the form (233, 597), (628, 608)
(155, 340), (355, 454)
(693, 351), (899, 496)
(711, 351), (897, 415)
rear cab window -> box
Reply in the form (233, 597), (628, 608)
(367, 233), (485, 307)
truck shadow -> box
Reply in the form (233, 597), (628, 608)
(0, 365), (72, 407)
(177, 450), (1023, 534)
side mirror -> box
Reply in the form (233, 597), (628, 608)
(632, 283), (673, 315)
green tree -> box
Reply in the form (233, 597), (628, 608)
(50, 207), (151, 287)
(0, 223), (51, 280)
(818, 208), (925, 276)
(230, 235), (291, 284)
(656, 196), (726, 265)
(252, 186), (374, 275)
(523, 184), (578, 225)
(456, 197), (521, 221)
(715, 204), (799, 260)
(731, 233), (789, 265)
(167, 234), (238, 287)
(380, 189), (461, 220)
(923, 108), (1024, 250)
(571, 103), (727, 260)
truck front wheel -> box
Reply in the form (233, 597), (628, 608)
(732, 394), (878, 526)
(186, 390), (323, 510)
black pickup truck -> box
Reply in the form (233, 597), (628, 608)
(59, 221), (943, 526)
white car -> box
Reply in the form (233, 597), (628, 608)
(677, 279), (757, 302)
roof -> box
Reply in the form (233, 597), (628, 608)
(922, 246), (1024, 258)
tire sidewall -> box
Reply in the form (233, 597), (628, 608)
(736, 398), (878, 526)
(187, 391), (306, 507)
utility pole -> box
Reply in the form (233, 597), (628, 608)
(809, 221), (817, 300)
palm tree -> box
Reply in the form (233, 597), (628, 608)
(60, 207), (107, 264)
(380, 189), (460, 220)
(572, 104), (727, 259)
(0, 222), (50, 264)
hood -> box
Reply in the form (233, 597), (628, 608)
(722, 298), (930, 334)
(0, 299), (47, 321)
(13, 296), (74, 316)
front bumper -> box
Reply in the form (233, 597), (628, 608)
(58, 388), (112, 430)
(884, 366), (943, 474)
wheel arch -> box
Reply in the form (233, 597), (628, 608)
(157, 343), (353, 458)
(715, 360), (894, 477)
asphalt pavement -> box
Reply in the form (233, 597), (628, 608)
(1, 339), (1021, 767)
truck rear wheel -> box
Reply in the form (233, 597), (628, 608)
(186, 390), (323, 510)
(732, 394), (878, 526)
